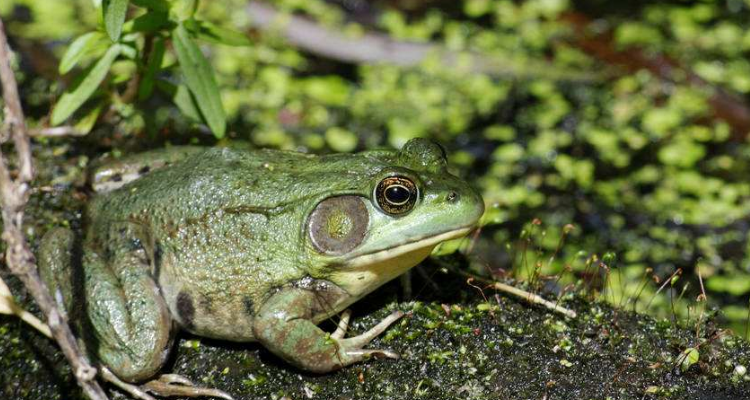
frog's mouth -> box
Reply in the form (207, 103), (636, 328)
(328, 225), (474, 302)
(345, 226), (474, 268)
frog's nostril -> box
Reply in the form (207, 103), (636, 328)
(446, 191), (459, 203)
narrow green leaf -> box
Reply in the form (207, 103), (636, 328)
(52, 44), (121, 125)
(59, 32), (107, 74)
(104, 0), (130, 41)
(172, 23), (226, 137)
(138, 37), (166, 101)
(188, 20), (252, 47)
(155, 79), (202, 122)
(172, 85), (202, 122)
(122, 11), (171, 33)
(130, 0), (170, 12)
(172, 0), (197, 21)
(74, 103), (104, 134)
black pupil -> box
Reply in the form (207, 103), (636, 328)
(385, 185), (411, 204)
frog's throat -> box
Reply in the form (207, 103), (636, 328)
(329, 226), (473, 302)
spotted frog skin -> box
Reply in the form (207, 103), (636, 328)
(39, 139), (484, 391)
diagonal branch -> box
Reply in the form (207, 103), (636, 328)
(245, 1), (599, 82)
(563, 12), (750, 140)
(0, 16), (109, 400)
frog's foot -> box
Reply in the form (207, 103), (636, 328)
(100, 366), (156, 400)
(254, 288), (407, 373)
(142, 374), (234, 400)
(333, 310), (405, 360)
(100, 367), (233, 400)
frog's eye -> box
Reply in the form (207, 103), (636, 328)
(374, 176), (418, 216)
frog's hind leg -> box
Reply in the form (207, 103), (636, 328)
(38, 227), (79, 318)
(81, 239), (175, 383)
(84, 231), (234, 399)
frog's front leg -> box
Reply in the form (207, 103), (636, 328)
(252, 286), (404, 373)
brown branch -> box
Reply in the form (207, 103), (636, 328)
(245, 1), (599, 82)
(563, 12), (750, 140)
(0, 17), (109, 400)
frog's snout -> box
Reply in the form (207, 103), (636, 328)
(464, 188), (485, 227)
(436, 183), (485, 229)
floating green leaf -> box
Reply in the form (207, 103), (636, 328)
(706, 275), (750, 296)
(103, 0), (130, 42)
(172, 23), (226, 137)
(59, 32), (107, 74)
(52, 44), (121, 125)
(324, 127), (357, 152)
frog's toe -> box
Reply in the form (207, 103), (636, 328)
(142, 374), (234, 400)
(154, 374), (194, 386)
(331, 309), (352, 339)
(339, 310), (404, 349)
(347, 348), (400, 360)
(100, 366), (157, 400)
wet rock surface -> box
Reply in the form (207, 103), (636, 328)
(4, 266), (750, 400)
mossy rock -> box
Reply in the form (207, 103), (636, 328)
(3, 268), (750, 400)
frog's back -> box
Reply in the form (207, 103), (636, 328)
(88, 146), (391, 223)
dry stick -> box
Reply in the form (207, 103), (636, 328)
(0, 276), (52, 337)
(440, 261), (577, 318)
(245, 1), (599, 82)
(492, 280), (577, 319)
(0, 17), (109, 400)
(28, 126), (87, 137)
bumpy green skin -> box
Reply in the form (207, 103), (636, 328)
(38, 139), (484, 382)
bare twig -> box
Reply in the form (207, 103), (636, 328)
(491, 280), (577, 318)
(246, 1), (599, 82)
(438, 259), (577, 318)
(0, 17), (108, 400)
(0, 275), (52, 338)
(28, 126), (87, 137)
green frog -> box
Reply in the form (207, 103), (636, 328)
(38, 138), (484, 399)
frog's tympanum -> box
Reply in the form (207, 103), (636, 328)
(39, 138), (484, 399)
